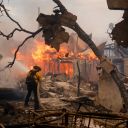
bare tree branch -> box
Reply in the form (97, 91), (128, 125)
(0, 0), (3, 5)
(0, 3), (33, 39)
(53, 0), (67, 13)
(0, 2), (44, 70)
(0, 28), (21, 40)
(0, 26), (43, 72)
(6, 27), (43, 68)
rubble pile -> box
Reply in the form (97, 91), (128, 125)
(38, 75), (96, 110)
(0, 76), (127, 128)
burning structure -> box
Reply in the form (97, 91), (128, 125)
(0, 0), (128, 127)
(9, 37), (98, 82)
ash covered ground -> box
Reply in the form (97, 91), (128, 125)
(0, 74), (99, 126)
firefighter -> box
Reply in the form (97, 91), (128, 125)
(24, 65), (42, 110)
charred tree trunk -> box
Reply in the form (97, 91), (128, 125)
(52, 0), (128, 111)
(73, 23), (128, 111)
(37, 0), (128, 111)
(73, 23), (102, 59)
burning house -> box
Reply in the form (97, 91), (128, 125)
(9, 36), (99, 83)
(0, 34), (100, 102)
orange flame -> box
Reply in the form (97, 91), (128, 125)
(32, 41), (56, 62)
(86, 51), (98, 61)
(12, 39), (98, 78)
(30, 40), (74, 77)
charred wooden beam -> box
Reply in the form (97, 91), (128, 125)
(69, 112), (128, 120)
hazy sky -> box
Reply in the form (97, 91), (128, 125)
(2, 0), (123, 44)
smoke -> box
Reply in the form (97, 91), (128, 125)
(0, 37), (33, 88)
(0, 57), (29, 88)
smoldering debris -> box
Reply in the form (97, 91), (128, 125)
(0, 74), (127, 128)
